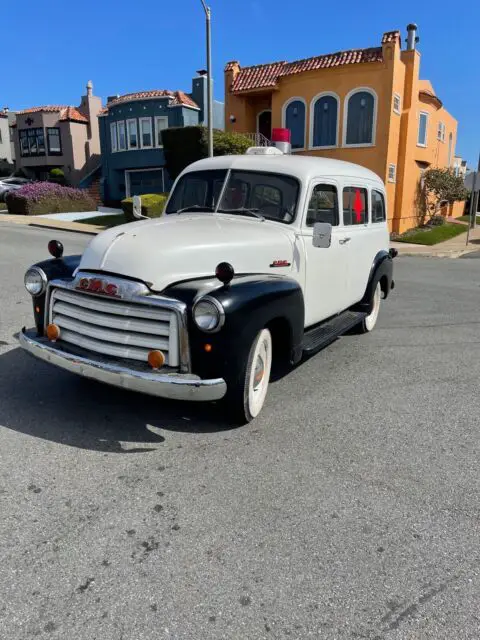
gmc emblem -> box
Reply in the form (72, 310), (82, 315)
(76, 278), (120, 297)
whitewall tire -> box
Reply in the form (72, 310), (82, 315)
(228, 328), (273, 423)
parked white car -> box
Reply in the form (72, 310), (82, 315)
(0, 177), (31, 201)
(20, 148), (396, 423)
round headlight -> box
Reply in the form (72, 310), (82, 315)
(193, 297), (225, 333)
(24, 267), (47, 296)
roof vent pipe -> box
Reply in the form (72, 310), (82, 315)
(406, 23), (419, 50)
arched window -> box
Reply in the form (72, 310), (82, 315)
(283, 98), (306, 150)
(344, 89), (377, 146)
(448, 133), (453, 167)
(311, 93), (339, 148)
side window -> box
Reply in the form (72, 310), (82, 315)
(343, 187), (368, 226)
(306, 184), (339, 227)
(371, 190), (386, 223)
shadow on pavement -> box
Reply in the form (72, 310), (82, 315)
(0, 347), (236, 453)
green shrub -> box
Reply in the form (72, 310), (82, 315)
(49, 168), (67, 185)
(121, 193), (168, 222)
(6, 182), (96, 215)
(162, 126), (252, 180)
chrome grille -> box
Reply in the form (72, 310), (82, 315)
(49, 288), (180, 367)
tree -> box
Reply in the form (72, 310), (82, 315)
(422, 168), (468, 219)
(162, 127), (252, 180)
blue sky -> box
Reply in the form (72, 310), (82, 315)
(4, 0), (479, 166)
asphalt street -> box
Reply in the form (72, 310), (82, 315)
(1, 223), (480, 639)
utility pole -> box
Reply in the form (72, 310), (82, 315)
(200, 0), (213, 157)
(466, 153), (480, 246)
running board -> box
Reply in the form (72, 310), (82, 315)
(302, 310), (367, 355)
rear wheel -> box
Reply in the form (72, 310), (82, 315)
(358, 282), (381, 333)
(227, 328), (273, 424)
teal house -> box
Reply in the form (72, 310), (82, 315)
(97, 71), (224, 203)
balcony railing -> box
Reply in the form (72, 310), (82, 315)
(242, 132), (271, 147)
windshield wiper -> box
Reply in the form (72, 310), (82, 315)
(175, 205), (214, 213)
(217, 207), (265, 221)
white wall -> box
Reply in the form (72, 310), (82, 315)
(0, 117), (13, 164)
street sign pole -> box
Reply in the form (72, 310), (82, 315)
(466, 153), (480, 246)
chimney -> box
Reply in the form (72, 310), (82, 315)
(86, 80), (93, 97)
(406, 23), (419, 50)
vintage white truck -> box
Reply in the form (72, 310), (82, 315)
(20, 148), (395, 422)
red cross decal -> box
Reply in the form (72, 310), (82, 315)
(353, 189), (363, 223)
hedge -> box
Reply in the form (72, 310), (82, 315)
(121, 193), (168, 222)
(162, 126), (252, 180)
(6, 182), (96, 216)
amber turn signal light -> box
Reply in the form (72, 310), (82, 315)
(46, 323), (61, 342)
(148, 350), (165, 369)
(204, 343), (212, 353)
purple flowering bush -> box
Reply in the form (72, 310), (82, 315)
(6, 182), (96, 216)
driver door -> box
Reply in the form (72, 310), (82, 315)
(300, 181), (350, 327)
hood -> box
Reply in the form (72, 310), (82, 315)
(78, 213), (295, 291)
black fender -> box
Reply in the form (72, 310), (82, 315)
(355, 250), (393, 314)
(163, 275), (304, 380)
(29, 255), (81, 334)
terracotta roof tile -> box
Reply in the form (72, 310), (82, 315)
(16, 105), (69, 115)
(15, 105), (89, 123)
(59, 106), (89, 123)
(382, 30), (401, 45)
(230, 47), (384, 93)
(100, 90), (199, 114)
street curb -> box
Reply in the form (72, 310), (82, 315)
(396, 248), (480, 258)
(28, 223), (100, 236)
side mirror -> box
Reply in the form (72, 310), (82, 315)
(312, 222), (332, 248)
(132, 195), (148, 220)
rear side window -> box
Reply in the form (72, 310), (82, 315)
(343, 187), (368, 225)
(306, 184), (339, 226)
(371, 190), (386, 223)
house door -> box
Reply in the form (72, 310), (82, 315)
(257, 110), (272, 141)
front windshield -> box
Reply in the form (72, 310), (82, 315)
(166, 169), (300, 224)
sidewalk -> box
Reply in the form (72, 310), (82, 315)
(0, 213), (102, 235)
(392, 226), (480, 258)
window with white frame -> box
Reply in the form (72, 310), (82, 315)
(155, 116), (168, 147)
(345, 89), (376, 146)
(283, 98), (306, 150)
(110, 122), (118, 152)
(393, 93), (401, 114)
(140, 117), (153, 148)
(388, 164), (396, 183)
(127, 119), (138, 149)
(437, 121), (446, 142)
(417, 112), (428, 147)
(117, 121), (126, 151)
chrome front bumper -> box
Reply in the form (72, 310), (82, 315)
(19, 329), (227, 402)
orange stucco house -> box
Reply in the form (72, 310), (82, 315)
(224, 25), (461, 233)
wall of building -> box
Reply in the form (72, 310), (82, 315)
(99, 97), (199, 201)
(14, 111), (66, 173)
(225, 38), (460, 234)
(0, 115), (13, 164)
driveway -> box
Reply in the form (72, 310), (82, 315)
(1, 224), (480, 639)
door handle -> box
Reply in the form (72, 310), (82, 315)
(339, 237), (351, 245)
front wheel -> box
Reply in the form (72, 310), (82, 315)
(358, 282), (382, 333)
(227, 328), (273, 424)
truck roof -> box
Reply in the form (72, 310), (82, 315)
(184, 153), (384, 186)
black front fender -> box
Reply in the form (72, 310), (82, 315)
(163, 275), (304, 380)
(29, 255), (81, 334)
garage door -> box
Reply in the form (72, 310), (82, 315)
(126, 169), (164, 197)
